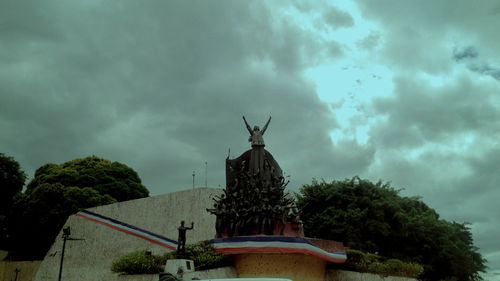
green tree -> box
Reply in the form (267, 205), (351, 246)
(0, 153), (26, 215)
(8, 183), (116, 259)
(296, 177), (486, 281)
(8, 156), (149, 260)
(0, 153), (27, 251)
(26, 156), (149, 201)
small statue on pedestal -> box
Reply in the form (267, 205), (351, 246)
(177, 221), (194, 255)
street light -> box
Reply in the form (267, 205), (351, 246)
(57, 227), (84, 281)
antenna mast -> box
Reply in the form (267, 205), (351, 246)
(205, 161), (208, 188)
(192, 171), (195, 190)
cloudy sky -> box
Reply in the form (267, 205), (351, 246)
(2, 0), (500, 278)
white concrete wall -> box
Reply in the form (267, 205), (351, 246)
(325, 269), (418, 281)
(112, 267), (237, 281)
(33, 188), (223, 281)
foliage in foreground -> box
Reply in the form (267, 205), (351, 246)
(181, 240), (229, 271)
(296, 177), (487, 281)
(111, 241), (228, 274)
(5, 156), (149, 260)
(335, 249), (423, 278)
(111, 250), (167, 274)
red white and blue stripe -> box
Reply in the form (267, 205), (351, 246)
(210, 236), (347, 263)
(76, 210), (177, 250)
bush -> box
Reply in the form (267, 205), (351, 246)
(182, 240), (230, 271)
(111, 250), (165, 274)
(111, 241), (229, 275)
(342, 249), (423, 278)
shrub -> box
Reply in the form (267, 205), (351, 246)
(182, 240), (230, 270)
(342, 249), (423, 279)
(111, 250), (165, 274)
(111, 241), (228, 275)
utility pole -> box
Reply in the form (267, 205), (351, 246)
(192, 171), (195, 190)
(58, 227), (84, 281)
(205, 162), (208, 188)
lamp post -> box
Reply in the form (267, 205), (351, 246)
(12, 268), (20, 281)
(57, 227), (84, 281)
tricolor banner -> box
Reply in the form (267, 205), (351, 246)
(210, 236), (347, 263)
(76, 210), (177, 250)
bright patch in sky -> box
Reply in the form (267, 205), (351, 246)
(296, 0), (395, 145)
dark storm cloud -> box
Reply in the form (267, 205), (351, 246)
(290, 1), (354, 32)
(353, 0), (500, 275)
(469, 63), (500, 80)
(370, 76), (500, 149)
(453, 46), (500, 80)
(453, 46), (479, 61)
(321, 6), (354, 30)
(368, 75), (500, 211)
(356, 0), (500, 76)
(0, 0), (370, 197)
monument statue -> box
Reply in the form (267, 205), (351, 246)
(243, 116), (270, 175)
(225, 116), (282, 190)
(177, 221), (194, 254)
(207, 116), (301, 237)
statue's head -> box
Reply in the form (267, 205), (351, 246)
(181, 220), (185, 226)
(253, 125), (260, 131)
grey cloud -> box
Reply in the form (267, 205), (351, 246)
(356, 31), (380, 50)
(0, 0), (349, 195)
(469, 63), (500, 80)
(365, 74), (500, 274)
(290, 2), (354, 32)
(355, 0), (500, 75)
(452, 46), (500, 80)
(321, 6), (354, 30)
(453, 46), (479, 61)
(353, 0), (500, 274)
(370, 76), (500, 149)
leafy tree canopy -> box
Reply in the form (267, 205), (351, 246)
(26, 155), (149, 201)
(296, 177), (486, 281)
(0, 153), (26, 215)
(6, 156), (149, 260)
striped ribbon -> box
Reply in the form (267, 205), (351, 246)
(76, 210), (177, 250)
(210, 236), (347, 263)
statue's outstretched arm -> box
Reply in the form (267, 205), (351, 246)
(261, 116), (271, 134)
(242, 116), (253, 134)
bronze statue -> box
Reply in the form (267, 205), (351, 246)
(243, 116), (271, 175)
(177, 221), (194, 254)
(207, 116), (301, 237)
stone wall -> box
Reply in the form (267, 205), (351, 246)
(0, 261), (41, 281)
(32, 188), (222, 281)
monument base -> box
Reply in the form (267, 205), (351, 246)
(233, 253), (326, 281)
(164, 259), (194, 279)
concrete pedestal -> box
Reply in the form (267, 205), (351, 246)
(164, 259), (194, 279)
(233, 253), (326, 281)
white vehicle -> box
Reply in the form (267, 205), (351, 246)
(197, 279), (292, 281)
(159, 272), (292, 281)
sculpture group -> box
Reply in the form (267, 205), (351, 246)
(207, 116), (301, 237)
